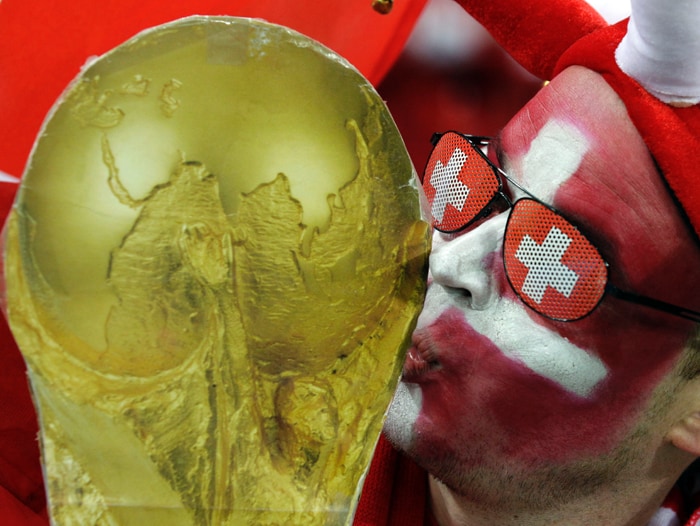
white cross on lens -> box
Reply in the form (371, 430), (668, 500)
(430, 147), (469, 222)
(515, 226), (579, 303)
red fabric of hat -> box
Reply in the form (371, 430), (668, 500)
(556, 21), (700, 244)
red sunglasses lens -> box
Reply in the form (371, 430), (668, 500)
(423, 133), (500, 232)
(503, 199), (608, 321)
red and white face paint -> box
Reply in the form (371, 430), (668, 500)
(384, 66), (700, 477)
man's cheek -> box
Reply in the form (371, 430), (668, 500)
(457, 262), (610, 398)
(555, 306), (691, 402)
(509, 248), (692, 406)
(413, 309), (661, 463)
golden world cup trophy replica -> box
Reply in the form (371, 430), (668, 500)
(1, 16), (429, 525)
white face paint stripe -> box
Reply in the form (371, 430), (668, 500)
(479, 298), (608, 397)
(384, 381), (422, 449)
(419, 285), (609, 398)
(520, 119), (589, 201)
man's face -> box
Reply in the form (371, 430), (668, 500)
(384, 66), (700, 495)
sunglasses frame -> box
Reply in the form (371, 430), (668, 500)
(424, 131), (700, 323)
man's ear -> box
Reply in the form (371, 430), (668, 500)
(668, 412), (700, 456)
(667, 380), (700, 457)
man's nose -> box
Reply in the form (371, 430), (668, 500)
(428, 213), (508, 310)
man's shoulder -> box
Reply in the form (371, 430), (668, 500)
(679, 460), (700, 526)
(353, 435), (433, 526)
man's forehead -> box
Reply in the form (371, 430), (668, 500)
(499, 68), (627, 198)
(499, 72), (657, 225)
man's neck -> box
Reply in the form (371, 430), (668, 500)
(427, 474), (676, 526)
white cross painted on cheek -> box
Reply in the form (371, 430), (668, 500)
(430, 148), (469, 222)
(515, 226), (579, 303)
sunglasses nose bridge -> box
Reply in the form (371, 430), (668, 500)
(430, 213), (508, 310)
(489, 189), (513, 216)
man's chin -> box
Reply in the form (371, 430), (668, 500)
(382, 381), (422, 451)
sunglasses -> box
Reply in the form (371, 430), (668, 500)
(421, 131), (700, 323)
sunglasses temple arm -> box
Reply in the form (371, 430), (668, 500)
(606, 284), (700, 323)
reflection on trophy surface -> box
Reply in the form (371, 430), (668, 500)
(2, 17), (429, 525)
